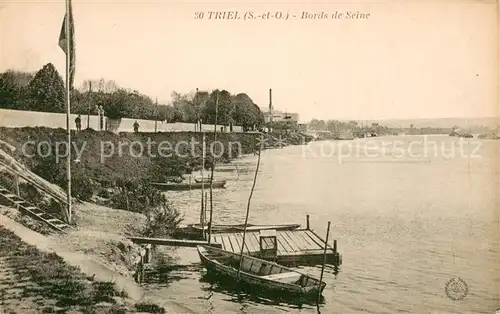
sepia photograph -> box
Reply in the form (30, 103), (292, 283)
(0, 0), (498, 313)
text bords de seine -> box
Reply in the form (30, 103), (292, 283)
(194, 11), (370, 21)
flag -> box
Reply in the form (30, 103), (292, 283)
(58, 0), (75, 90)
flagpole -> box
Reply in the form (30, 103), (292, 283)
(65, 0), (72, 224)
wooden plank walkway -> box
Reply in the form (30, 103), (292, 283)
(210, 229), (341, 266)
(0, 185), (72, 232)
(128, 236), (222, 248)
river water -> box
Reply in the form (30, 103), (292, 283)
(145, 135), (499, 314)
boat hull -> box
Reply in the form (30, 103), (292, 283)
(192, 223), (300, 233)
(197, 245), (326, 298)
(174, 223), (301, 240)
(215, 167), (250, 173)
(151, 180), (227, 191)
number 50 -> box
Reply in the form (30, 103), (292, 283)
(194, 12), (204, 19)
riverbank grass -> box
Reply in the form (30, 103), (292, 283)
(0, 225), (165, 313)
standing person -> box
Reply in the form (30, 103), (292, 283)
(133, 121), (140, 133)
(134, 253), (143, 283)
(75, 115), (81, 131)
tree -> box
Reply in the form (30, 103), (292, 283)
(192, 90), (208, 126)
(26, 63), (65, 112)
(0, 72), (20, 109)
(171, 91), (195, 123)
(202, 90), (232, 126)
(1, 69), (267, 127)
(124, 90), (155, 119)
(216, 90), (233, 127)
(157, 104), (175, 122)
(348, 120), (359, 131)
(309, 119), (326, 131)
(0, 70), (34, 110)
(232, 93), (264, 131)
(100, 89), (132, 119)
(70, 88), (90, 114)
(327, 120), (339, 133)
(252, 103), (265, 129)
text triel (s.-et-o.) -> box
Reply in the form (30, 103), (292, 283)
(193, 11), (371, 21)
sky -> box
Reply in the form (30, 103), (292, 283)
(0, 0), (498, 121)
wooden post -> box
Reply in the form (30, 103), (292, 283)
(194, 88), (198, 133)
(204, 191), (208, 229)
(145, 244), (151, 264)
(154, 98), (158, 133)
(306, 214), (310, 230)
(207, 191), (211, 243)
(208, 91), (218, 245)
(200, 190), (204, 238)
(87, 81), (92, 129)
(15, 175), (20, 211)
(317, 221), (331, 305)
(333, 239), (337, 254)
(140, 255), (144, 283)
(237, 135), (263, 280)
(125, 187), (129, 211)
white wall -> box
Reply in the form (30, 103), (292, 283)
(107, 118), (242, 133)
(0, 109), (105, 130)
(0, 109), (242, 133)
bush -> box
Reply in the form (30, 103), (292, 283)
(142, 196), (183, 238)
(91, 281), (117, 303)
(38, 198), (65, 219)
(72, 177), (93, 201)
(134, 302), (166, 313)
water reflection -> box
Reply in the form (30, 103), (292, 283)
(143, 264), (203, 284)
(142, 138), (499, 313)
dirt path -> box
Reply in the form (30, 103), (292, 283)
(0, 213), (198, 313)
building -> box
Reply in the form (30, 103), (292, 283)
(259, 107), (300, 123)
(258, 89), (299, 125)
(297, 121), (308, 132)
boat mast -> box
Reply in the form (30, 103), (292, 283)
(237, 134), (263, 279)
(317, 221), (331, 306)
(200, 131), (205, 237)
(208, 90), (218, 244)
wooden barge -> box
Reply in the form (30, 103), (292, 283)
(210, 228), (342, 267)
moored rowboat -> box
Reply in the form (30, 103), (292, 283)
(197, 245), (327, 297)
(174, 223), (301, 240)
(151, 180), (227, 191)
(194, 176), (211, 183)
(189, 223), (300, 233)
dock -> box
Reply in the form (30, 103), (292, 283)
(129, 215), (342, 268)
(210, 228), (342, 267)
